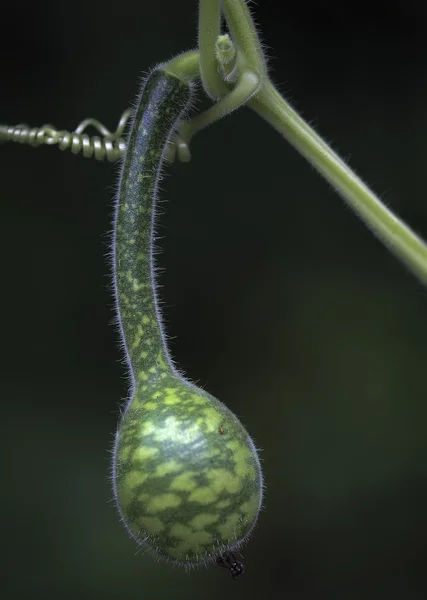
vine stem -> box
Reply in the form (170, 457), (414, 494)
(198, 0), (228, 98)
(249, 82), (427, 285)
(202, 0), (427, 286)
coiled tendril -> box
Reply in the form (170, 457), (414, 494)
(0, 109), (133, 162)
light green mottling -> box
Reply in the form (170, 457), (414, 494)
(144, 401), (157, 410)
(216, 499), (232, 509)
(115, 373), (263, 563)
(188, 486), (219, 505)
(113, 69), (263, 567)
(207, 469), (242, 494)
(147, 493), (182, 513)
(141, 420), (156, 436)
(217, 513), (242, 540)
(133, 446), (159, 461)
(168, 530), (213, 558)
(200, 407), (222, 432)
(154, 460), (182, 477)
(170, 471), (199, 492)
(125, 470), (149, 489)
(240, 492), (261, 516)
(120, 471), (148, 507)
(190, 513), (220, 530)
(170, 523), (192, 539)
(164, 394), (181, 405)
(227, 439), (255, 478)
(139, 516), (165, 533)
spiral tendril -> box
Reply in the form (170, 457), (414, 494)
(0, 108), (134, 162)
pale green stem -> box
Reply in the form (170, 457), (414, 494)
(198, 0), (229, 98)
(162, 50), (200, 81)
(221, 0), (266, 81)
(250, 81), (427, 285)
(175, 68), (260, 162)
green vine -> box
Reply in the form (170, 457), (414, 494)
(2, 0), (425, 578)
(1, 0), (425, 284)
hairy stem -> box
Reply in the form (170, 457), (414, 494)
(198, 0), (228, 98)
(175, 68), (259, 161)
(115, 69), (191, 378)
(221, 0), (266, 80)
(163, 50), (200, 81)
(250, 81), (427, 284)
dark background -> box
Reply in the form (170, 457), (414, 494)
(2, 1), (427, 598)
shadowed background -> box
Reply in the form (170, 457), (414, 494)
(2, 0), (427, 598)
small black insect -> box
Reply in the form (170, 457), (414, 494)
(216, 552), (245, 580)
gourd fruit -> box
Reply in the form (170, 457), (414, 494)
(112, 66), (263, 567)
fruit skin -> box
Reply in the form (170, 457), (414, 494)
(113, 67), (187, 379)
(113, 373), (263, 566)
(112, 67), (263, 566)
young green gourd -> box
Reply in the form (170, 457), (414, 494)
(112, 65), (263, 568)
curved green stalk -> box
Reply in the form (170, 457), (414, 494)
(171, 0), (265, 160)
(175, 67), (259, 162)
(221, 0), (266, 81)
(200, 0), (427, 286)
(2, 0), (426, 286)
(162, 50), (200, 81)
(249, 81), (427, 285)
(198, 0), (228, 98)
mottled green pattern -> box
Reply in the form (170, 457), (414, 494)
(113, 68), (263, 567)
(115, 69), (187, 377)
(115, 373), (262, 564)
